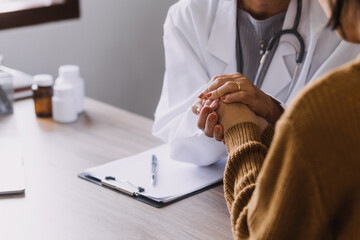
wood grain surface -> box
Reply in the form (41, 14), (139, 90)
(0, 98), (232, 240)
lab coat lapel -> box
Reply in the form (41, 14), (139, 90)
(260, 0), (298, 98)
(308, 0), (327, 42)
(206, 0), (237, 75)
(260, 43), (295, 99)
(261, 0), (311, 100)
(286, 0), (328, 102)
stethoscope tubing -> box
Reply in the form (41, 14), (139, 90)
(236, 0), (305, 100)
(267, 29), (305, 64)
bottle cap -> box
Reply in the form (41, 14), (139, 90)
(58, 65), (80, 79)
(33, 74), (53, 87)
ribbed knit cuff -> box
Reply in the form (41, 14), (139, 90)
(224, 122), (261, 154)
(261, 124), (274, 148)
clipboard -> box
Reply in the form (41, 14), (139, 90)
(78, 172), (222, 208)
(78, 144), (226, 208)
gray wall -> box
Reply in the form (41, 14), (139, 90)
(0, 0), (177, 118)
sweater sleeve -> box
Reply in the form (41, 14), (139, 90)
(224, 123), (273, 210)
(224, 118), (327, 239)
(223, 122), (269, 236)
(260, 125), (274, 148)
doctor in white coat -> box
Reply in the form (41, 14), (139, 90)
(152, 0), (360, 166)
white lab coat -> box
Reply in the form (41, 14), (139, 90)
(153, 0), (360, 166)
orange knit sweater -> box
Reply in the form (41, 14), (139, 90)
(223, 57), (360, 239)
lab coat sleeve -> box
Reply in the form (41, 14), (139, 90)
(152, 5), (227, 166)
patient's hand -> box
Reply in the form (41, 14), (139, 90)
(217, 102), (268, 133)
(200, 72), (284, 126)
(191, 98), (267, 141)
(191, 98), (224, 141)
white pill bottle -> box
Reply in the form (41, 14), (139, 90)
(55, 65), (84, 114)
(52, 84), (78, 123)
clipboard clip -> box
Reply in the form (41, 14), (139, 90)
(102, 176), (145, 196)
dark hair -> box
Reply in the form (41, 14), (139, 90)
(327, 0), (345, 32)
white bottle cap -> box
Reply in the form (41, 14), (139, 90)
(33, 74), (53, 87)
(58, 65), (80, 79)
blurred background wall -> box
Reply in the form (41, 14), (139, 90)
(0, 0), (177, 118)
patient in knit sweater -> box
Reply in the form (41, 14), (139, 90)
(197, 0), (360, 239)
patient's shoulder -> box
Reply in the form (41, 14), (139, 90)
(281, 58), (360, 137)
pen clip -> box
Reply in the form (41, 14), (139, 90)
(152, 155), (158, 167)
(151, 155), (158, 186)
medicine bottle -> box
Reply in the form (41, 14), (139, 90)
(52, 84), (78, 123)
(55, 65), (84, 114)
(32, 74), (53, 117)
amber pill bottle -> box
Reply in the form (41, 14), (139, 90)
(32, 74), (54, 117)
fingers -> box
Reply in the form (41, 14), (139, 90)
(197, 106), (211, 130)
(209, 99), (219, 111)
(197, 106), (224, 141)
(214, 124), (224, 142)
(191, 98), (203, 114)
(205, 81), (241, 100)
(192, 97), (213, 115)
(207, 76), (247, 96)
(220, 87), (273, 120)
(199, 111), (224, 141)
(220, 91), (252, 104)
(203, 99), (212, 107)
(210, 72), (244, 84)
(193, 100), (219, 116)
(202, 76), (252, 101)
(203, 112), (218, 138)
(202, 72), (245, 95)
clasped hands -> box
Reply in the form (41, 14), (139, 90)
(191, 72), (283, 141)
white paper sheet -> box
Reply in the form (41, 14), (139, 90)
(85, 144), (226, 202)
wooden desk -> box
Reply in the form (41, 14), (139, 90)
(0, 98), (232, 240)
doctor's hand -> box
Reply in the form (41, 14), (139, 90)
(199, 72), (284, 126)
(191, 98), (224, 141)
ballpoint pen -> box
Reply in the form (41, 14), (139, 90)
(151, 154), (158, 186)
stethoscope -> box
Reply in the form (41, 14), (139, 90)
(236, 0), (305, 101)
